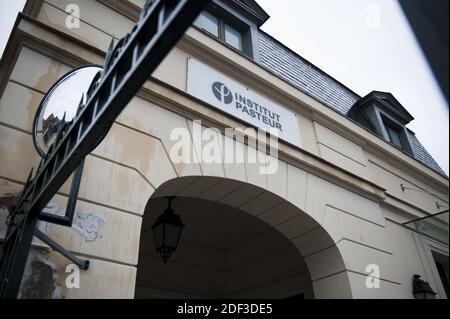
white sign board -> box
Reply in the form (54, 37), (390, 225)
(187, 58), (302, 148)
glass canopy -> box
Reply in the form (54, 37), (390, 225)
(403, 210), (449, 245)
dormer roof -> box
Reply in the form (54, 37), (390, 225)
(353, 91), (415, 125)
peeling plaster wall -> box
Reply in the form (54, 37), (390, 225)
(39, 202), (106, 242)
(72, 213), (105, 242)
(19, 248), (63, 299)
(5, 199), (108, 299)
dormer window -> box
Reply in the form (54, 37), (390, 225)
(224, 24), (244, 51)
(192, 1), (269, 60)
(348, 91), (415, 155)
(382, 114), (405, 149)
(195, 10), (245, 52)
(195, 11), (220, 38)
(386, 123), (403, 148)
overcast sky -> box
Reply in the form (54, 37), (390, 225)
(0, 0), (448, 174)
(0, 0), (26, 56)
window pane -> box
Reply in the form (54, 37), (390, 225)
(225, 23), (243, 51)
(194, 11), (219, 37)
(387, 125), (403, 148)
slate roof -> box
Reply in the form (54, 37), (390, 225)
(257, 31), (446, 176)
(408, 131), (446, 175)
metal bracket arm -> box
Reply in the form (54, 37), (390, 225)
(34, 230), (89, 270)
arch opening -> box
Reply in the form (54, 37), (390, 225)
(135, 176), (349, 299)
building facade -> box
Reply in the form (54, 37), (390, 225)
(0, 0), (448, 299)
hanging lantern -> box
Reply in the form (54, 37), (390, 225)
(151, 196), (185, 263)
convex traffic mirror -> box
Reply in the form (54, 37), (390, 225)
(32, 65), (103, 157)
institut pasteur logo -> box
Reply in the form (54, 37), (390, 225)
(212, 82), (233, 104)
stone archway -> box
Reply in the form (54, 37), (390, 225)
(135, 176), (351, 299)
